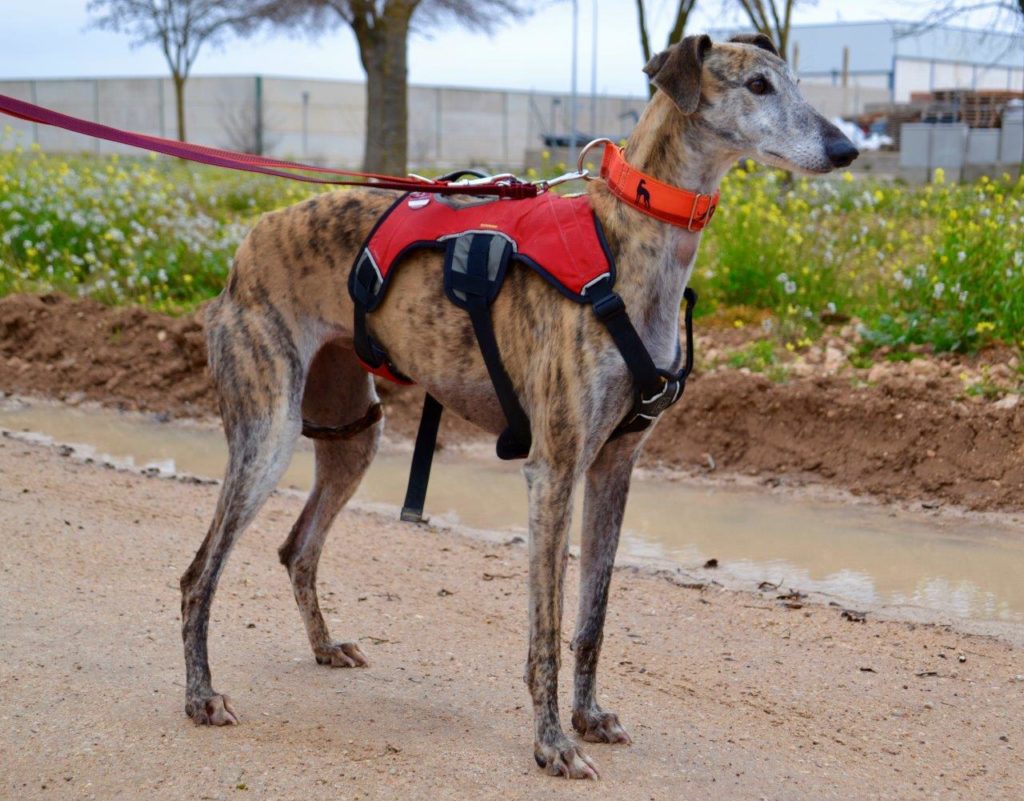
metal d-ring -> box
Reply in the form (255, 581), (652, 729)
(576, 137), (614, 180)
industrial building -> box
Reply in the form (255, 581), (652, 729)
(717, 20), (1023, 103)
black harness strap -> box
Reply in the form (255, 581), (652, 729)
(587, 279), (664, 398)
(400, 393), (444, 523)
(594, 283), (698, 437)
(448, 233), (532, 459)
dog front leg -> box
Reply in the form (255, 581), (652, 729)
(571, 433), (643, 745)
(523, 456), (599, 780)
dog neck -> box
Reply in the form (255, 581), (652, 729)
(588, 92), (736, 366)
(624, 92), (736, 196)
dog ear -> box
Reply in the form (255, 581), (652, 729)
(729, 33), (779, 57)
(643, 34), (712, 115)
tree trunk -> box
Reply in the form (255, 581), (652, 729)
(172, 73), (187, 142)
(358, 15), (410, 176)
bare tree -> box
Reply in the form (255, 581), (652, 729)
(634, 1), (699, 97)
(255, 1), (538, 176)
(905, 0), (1023, 33)
(87, 1), (259, 141)
(731, 0), (800, 62)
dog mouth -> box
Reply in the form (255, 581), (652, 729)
(763, 150), (832, 174)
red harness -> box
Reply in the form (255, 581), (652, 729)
(364, 191), (613, 300)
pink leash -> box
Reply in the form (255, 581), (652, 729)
(0, 93), (538, 199)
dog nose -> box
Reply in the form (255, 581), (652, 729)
(826, 138), (859, 168)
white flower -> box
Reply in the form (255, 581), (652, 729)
(957, 251), (966, 263)
(933, 282), (945, 299)
(784, 280), (797, 295)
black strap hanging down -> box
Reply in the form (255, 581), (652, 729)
(400, 393), (444, 523)
(446, 233), (532, 459)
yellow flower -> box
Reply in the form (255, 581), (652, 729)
(975, 321), (995, 333)
(934, 167), (945, 185)
(733, 319), (745, 329)
(842, 171), (853, 183)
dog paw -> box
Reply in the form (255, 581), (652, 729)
(572, 709), (633, 745)
(534, 737), (600, 779)
(314, 641), (368, 668)
(186, 693), (239, 726)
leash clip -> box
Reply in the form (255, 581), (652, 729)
(533, 169), (589, 192)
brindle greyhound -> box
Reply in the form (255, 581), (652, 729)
(180, 33), (857, 779)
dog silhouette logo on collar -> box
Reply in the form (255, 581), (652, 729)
(634, 178), (651, 209)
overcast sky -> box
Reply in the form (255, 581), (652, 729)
(0, 1), (1010, 96)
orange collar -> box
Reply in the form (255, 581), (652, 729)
(597, 143), (718, 231)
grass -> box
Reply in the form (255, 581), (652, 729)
(2, 133), (1022, 357)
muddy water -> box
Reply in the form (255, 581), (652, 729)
(2, 400), (1023, 627)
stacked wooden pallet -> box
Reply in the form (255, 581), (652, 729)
(926, 89), (1024, 128)
(961, 90), (1022, 128)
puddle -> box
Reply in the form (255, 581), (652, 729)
(2, 400), (1023, 630)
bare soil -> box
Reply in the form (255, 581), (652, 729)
(2, 436), (1023, 800)
(1, 292), (1022, 513)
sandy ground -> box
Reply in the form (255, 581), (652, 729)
(2, 435), (1023, 800)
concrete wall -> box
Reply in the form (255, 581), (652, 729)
(0, 75), (647, 170)
(1, 74), (906, 169)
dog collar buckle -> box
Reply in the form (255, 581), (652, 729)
(687, 194), (717, 232)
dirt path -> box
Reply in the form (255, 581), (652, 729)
(2, 436), (1023, 800)
(2, 292), (1023, 514)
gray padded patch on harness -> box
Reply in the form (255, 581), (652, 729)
(449, 233), (510, 303)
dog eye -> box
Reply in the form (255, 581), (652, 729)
(746, 77), (773, 95)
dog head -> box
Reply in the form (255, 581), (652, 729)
(644, 34), (858, 174)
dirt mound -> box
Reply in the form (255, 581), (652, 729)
(0, 293), (212, 417)
(1, 293), (1022, 512)
(647, 372), (1024, 512)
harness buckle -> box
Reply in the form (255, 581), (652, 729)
(590, 290), (625, 321)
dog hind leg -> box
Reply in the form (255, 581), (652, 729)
(180, 300), (305, 725)
(571, 433), (643, 745)
(278, 342), (381, 668)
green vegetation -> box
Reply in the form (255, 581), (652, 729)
(2, 135), (1022, 357)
